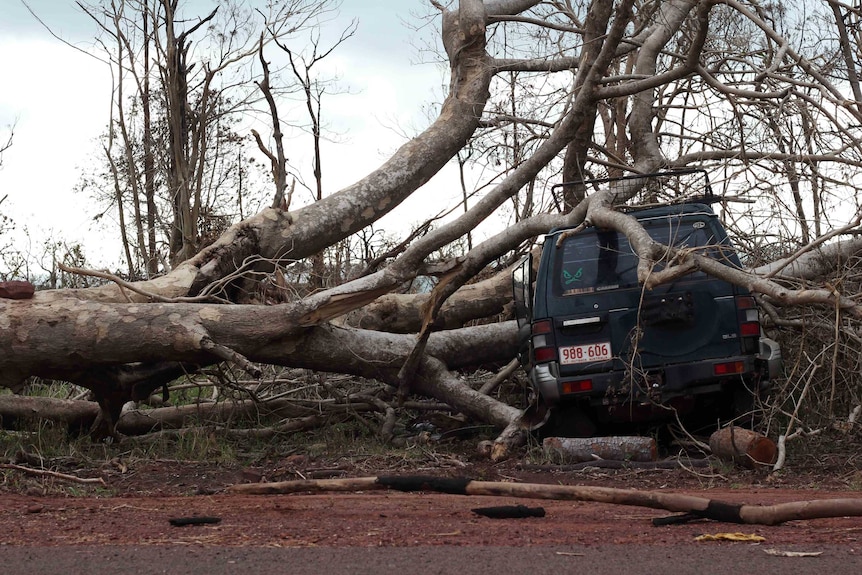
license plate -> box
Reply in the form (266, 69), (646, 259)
(559, 342), (611, 365)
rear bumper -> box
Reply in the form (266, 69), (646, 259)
(759, 337), (782, 380)
(531, 354), (767, 407)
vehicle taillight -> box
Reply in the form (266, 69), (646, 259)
(736, 295), (761, 343)
(562, 380), (593, 394)
(531, 319), (556, 363)
(714, 361), (745, 376)
(740, 322), (760, 337)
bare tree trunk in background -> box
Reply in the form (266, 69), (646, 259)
(105, 143), (136, 277)
(143, 8), (158, 276)
(162, 1), (217, 265)
(253, 35), (289, 212)
(113, 8), (148, 279)
(279, 24), (357, 290)
(162, 0), (190, 264)
(558, 0), (614, 210)
(84, 0), (162, 277)
(831, 1), (862, 108)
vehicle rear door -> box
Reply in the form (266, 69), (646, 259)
(547, 216), (744, 377)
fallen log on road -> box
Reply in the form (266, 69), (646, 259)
(228, 475), (862, 526)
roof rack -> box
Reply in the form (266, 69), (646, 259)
(551, 168), (719, 206)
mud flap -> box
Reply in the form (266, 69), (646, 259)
(520, 394), (551, 431)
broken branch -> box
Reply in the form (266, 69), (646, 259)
(0, 463), (106, 486)
(228, 475), (862, 526)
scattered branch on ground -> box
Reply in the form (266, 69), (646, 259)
(0, 463), (106, 486)
(228, 475), (862, 526)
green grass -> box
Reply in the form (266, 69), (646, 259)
(128, 427), (242, 463)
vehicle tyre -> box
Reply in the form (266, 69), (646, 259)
(540, 404), (597, 438)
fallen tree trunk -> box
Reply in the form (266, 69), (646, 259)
(344, 270), (514, 333)
(228, 475), (862, 526)
(0, 395), (99, 430)
(0, 303), (523, 441)
(0, 394), (360, 436)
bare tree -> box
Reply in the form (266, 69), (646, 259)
(0, 127), (16, 278)
(78, 0), (329, 275)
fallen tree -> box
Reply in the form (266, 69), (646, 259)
(4, 0), (862, 457)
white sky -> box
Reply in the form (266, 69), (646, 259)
(0, 0), (466, 270)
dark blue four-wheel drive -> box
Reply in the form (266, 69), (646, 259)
(513, 172), (781, 437)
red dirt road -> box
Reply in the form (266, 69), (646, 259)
(2, 487), (862, 547)
(2, 457), (862, 573)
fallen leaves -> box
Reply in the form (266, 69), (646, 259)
(695, 532), (766, 542)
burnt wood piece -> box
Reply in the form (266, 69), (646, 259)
(472, 505), (546, 519)
(169, 516), (222, 527)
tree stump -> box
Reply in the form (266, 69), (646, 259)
(709, 426), (777, 469)
(543, 436), (658, 463)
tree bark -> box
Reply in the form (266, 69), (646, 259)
(344, 269), (514, 333)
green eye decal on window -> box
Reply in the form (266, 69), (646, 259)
(563, 268), (583, 284)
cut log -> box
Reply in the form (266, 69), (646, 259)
(709, 426), (777, 469)
(543, 436), (657, 463)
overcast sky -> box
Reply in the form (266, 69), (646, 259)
(0, 0), (456, 269)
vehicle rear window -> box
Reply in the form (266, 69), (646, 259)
(554, 218), (724, 296)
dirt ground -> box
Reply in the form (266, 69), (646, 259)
(2, 442), (862, 548)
